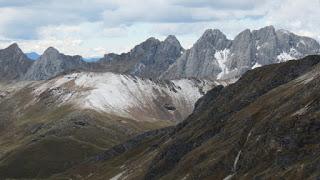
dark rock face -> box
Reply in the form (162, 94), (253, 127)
(0, 43), (33, 81)
(24, 47), (87, 80)
(95, 35), (184, 79)
(162, 26), (320, 80)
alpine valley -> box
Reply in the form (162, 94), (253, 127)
(0, 26), (320, 179)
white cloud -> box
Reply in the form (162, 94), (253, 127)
(0, 0), (319, 57)
(265, 0), (320, 40)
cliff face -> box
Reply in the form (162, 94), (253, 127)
(162, 26), (320, 80)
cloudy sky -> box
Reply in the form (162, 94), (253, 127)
(0, 0), (319, 57)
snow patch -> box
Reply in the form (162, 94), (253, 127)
(277, 52), (295, 62)
(222, 150), (242, 180)
(277, 48), (301, 62)
(215, 49), (231, 79)
(110, 172), (125, 180)
(252, 62), (262, 69)
(292, 106), (309, 116)
(256, 45), (261, 50)
(233, 150), (242, 171)
(223, 174), (234, 180)
(33, 72), (217, 122)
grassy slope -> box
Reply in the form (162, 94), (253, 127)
(0, 83), (172, 179)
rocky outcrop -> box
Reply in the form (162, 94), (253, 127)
(0, 43), (33, 81)
(162, 26), (320, 80)
(24, 47), (87, 80)
(95, 35), (184, 79)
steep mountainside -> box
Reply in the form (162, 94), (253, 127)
(0, 44), (33, 81)
(24, 47), (88, 80)
(95, 35), (184, 79)
(162, 26), (320, 80)
(57, 55), (320, 179)
(0, 72), (216, 179)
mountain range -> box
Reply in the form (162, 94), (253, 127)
(162, 26), (320, 80)
(0, 26), (319, 82)
(0, 26), (320, 179)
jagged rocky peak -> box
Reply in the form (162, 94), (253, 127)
(24, 46), (86, 80)
(162, 35), (184, 52)
(253, 25), (277, 46)
(196, 29), (230, 50)
(129, 37), (160, 55)
(276, 29), (320, 54)
(236, 29), (251, 38)
(0, 43), (33, 81)
(161, 25), (320, 81)
(255, 25), (275, 33)
(4, 43), (27, 57)
(39, 47), (61, 60)
(164, 35), (178, 43)
(201, 29), (226, 39)
(164, 35), (182, 48)
(142, 37), (161, 46)
(43, 46), (60, 55)
(96, 35), (184, 79)
(6, 43), (20, 51)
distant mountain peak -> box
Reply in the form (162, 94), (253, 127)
(6, 42), (19, 49)
(145, 37), (160, 43)
(198, 29), (228, 44)
(0, 43), (32, 81)
(5, 43), (24, 54)
(164, 35), (182, 49)
(264, 25), (275, 30)
(43, 47), (60, 55)
(164, 35), (178, 42)
(201, 29), (225, 38)
(25, 52), (40, 60)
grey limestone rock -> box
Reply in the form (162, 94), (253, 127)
(161, 26), (320, 80)
(0, 43), (33, 81)
(24, 47), (87, 80)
